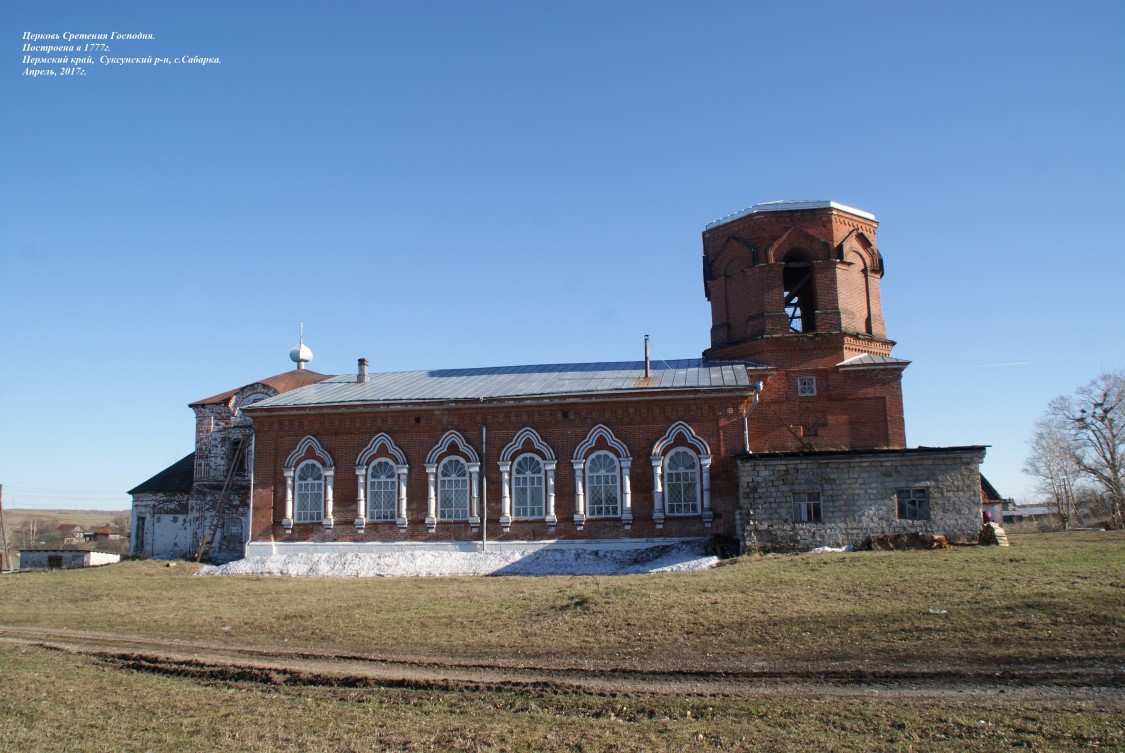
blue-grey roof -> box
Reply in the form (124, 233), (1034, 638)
(249, 358), (768, 410)
(836, 353), (912, 369)
(705, 200), (876, 231)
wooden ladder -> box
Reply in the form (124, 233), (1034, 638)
(195, 440), (248, 563)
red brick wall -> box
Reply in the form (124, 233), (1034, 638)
(250, 393), (759, 545)
(702, 207), (887, 348)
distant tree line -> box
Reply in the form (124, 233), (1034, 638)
(1024, 371), (1124, 529)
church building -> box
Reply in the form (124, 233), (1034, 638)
(130, 200), (986, 560)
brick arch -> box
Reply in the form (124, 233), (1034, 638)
(499, 427), (556, 462)
(764, 227), (833, 264)
(837, 228), (880, 271)
(711, 236), (757, 278)
(426, 430), (479, 465)
(284, 435), (334, 470)
(651, 421), (710, 457)
(573, 424), (630, 460)
(355, 432), (407, 467)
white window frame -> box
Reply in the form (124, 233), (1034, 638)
(793, 491), (822, 522)
(511, 453), (545, 519)
(366, 459), (397, 522)
(294, 460), (325, 523)
(663, 448), (700, 516)
(797, 376), (817, 397)
(585, 451), (621, 518)
(438, 457), (470, 521)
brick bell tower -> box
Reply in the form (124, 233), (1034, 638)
(702, 200), (907, 449)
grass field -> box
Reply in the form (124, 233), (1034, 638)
(0, 531), (1122, 751)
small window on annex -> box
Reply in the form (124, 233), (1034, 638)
(367, 459), (397, 521)
(793, 491), (822, 522)
(797, 376), (817, 397)
(896, 488), (930, 520)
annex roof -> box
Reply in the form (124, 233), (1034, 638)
(836, 353), (912, 369)
(249, 358), (769, 410)
(128, 452), (195, 495)
(980, 474), (1004, 502)
(738, 445), (988, 460)
(705, 200), (876, 231)
(189, 368), (330, 407)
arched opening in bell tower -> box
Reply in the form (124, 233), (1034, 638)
(782, 251), (817, 333)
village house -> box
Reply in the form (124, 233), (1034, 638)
(131, 200), (987, 560)
(55, 524), (85, 546)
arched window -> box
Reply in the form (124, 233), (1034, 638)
(367, 459), (397, 521)
(783, 254), (817, 333)
(512, 454), (545, 519)
(586, 451), (620, 518)
(438, 457), (470, 520)
(294, 461), (324, 523)
(664, 449), (700, 516)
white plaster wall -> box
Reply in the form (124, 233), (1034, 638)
(149, 513), (194, 559)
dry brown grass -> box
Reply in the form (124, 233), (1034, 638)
(0, 531), (1122, 752)
(0, 641), (1121, 753)
(2, 531), (1122, 668)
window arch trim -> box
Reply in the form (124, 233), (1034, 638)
(650, 422), (712, 528)
(426, 430), (480, 465)
(355, 432), (407, 467)
(282, 436), (335, 529)
(572, 425), (632, 527)
(284, 434), (334, 471)
(651, 421), (710, 457)
(573, 423), (630, 460)
(499, 427), (555, 462)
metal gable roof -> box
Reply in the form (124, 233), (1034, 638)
(249, 358), (768, 410)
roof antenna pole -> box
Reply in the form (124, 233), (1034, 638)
(644, 335), (651, 379)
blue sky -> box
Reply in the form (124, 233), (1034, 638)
(2, 1), (1122, 510)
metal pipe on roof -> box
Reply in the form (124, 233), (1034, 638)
(480, 424), (487, 553)
(644, 335), (651, 379)
(358, 358), (369, 384)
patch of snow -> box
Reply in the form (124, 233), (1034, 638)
(197, 542), (718, 578)
(809, 545), (854, 554)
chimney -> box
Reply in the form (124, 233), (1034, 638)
(358, 358), (369, 383)
(644, 335), (651, 379)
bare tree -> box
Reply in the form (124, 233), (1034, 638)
(19, 517), (43, 550)
(1023, 414), (1084, 529)
(1048, 372), (1125, 529)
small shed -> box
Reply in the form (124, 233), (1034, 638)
(19, 550), (121, 570)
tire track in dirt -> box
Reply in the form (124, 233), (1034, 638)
(1, 625), (1121, 701)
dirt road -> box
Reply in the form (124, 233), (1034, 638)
(1, 625), (1120, 702)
